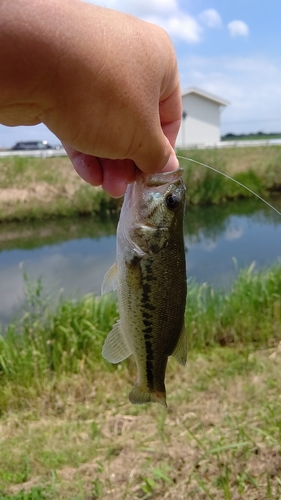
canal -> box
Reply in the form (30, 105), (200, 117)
(0, 195), (280, 329)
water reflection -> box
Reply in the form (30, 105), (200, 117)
(184, 196), (281, 287)
(0, 197), (280, 328)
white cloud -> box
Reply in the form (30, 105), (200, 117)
(199, 9), (222, 29)
(20, 250), (116, 297)
(225, 226), (243, 241)
(201, 238), (218, 252)
(178, 54), (281, 134)
(85, 0), (202, 43)
(227, 20), (249, 38)
(146, 14), (202, 43)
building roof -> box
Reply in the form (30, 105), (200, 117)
(182, 86), (230, 107)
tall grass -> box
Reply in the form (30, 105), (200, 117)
(0, 264), (281, 412)
(0, 275), (118, 384)
(1, 148), (281, 221)
(0, 156), (122, 222)
(186, 261), (281, 350)
(178, 151), (267, 205)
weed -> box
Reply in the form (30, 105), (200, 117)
(0, 486), (52, 500)
(140, 466), (173, 498)
(0, 264), (280, 413)
(1, 146), (281, 221)
(92, 478), (103, 499)
(0, 156), (121, 222)
(0, 267), (280, 498)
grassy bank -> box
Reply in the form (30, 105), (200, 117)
(178, 145), (281, 205)
(0, 156), (121, 222)
(0, 264), (281, 498)
(0, 146), (281, 221)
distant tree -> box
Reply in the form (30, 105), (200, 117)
(223, 133), (236, 139)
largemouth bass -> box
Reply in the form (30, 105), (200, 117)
(101, 168), (187, 407)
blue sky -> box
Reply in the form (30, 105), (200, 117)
(1, 0), (281, 147)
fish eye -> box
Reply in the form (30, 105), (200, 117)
(165, 193), (180, 210)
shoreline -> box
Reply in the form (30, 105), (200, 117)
(0, 145), (280, 222)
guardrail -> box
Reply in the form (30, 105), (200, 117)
(179, 139), (281, 150)
(0, 149), (67, 158)
(1, 138), (281, 157)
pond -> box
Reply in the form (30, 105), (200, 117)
(0, 195), (280, 329)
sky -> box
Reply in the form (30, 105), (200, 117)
(1, 0), (281, 147)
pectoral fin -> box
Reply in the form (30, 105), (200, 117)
(101, 263), (118, 295)
(172, 324), (187, 366)
(102, 319), (132, 363)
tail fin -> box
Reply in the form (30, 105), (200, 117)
(129, 385), (167, 407)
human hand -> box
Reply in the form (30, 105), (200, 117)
(63, 147), (180, 198)
(48, 2), (182, 196)
(0, 0), (182, 197)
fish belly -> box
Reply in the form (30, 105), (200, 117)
(118, 245), (186, 406)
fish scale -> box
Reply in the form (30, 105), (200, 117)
(101, 168), (187, 406)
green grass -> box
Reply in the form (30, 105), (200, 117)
(178, 146), (281, 205)
(0, 265), (281, 498)
(1, 347), (281, 499)
(185, 261), (281, 350)
(0, 487), (52, 499)
(1, 264), (281, 410)
(1, 147), (281, 221)
(0, 156), (121, 222)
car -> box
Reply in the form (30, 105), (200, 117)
(10, 140), (53, 150)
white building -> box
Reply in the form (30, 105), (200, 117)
(176, 87), (229, 148)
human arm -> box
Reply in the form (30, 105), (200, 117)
(0, 0), (182, 196)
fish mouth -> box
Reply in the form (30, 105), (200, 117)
(122, 167), (184, 216)
(138, 168), (183, 187)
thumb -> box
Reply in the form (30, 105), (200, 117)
(133, 133), (179, 174)
(161, 148), (180, 172)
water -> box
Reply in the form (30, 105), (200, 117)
(0, 196), (280, 329)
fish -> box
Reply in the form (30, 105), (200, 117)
(101, 167), (187, 407)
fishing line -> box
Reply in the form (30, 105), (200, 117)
(177, 154), (281, 217)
